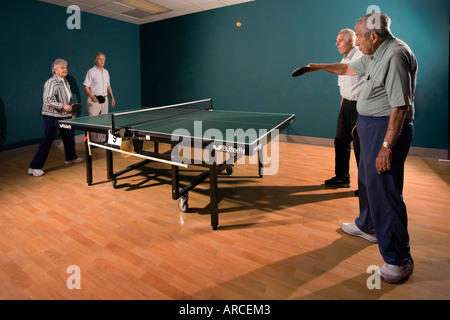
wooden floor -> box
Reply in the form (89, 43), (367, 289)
(0, 140), (449, 300)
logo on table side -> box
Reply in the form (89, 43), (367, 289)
(59, 123), (72, 130)
(212, 144), (245, 155)
(171, 121), (280, 175)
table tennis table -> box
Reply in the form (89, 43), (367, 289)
(59, 99), (295, 230)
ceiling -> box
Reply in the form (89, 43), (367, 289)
(38, 0), (254, 25)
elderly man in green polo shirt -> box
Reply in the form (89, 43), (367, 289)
(307, 12), (417, 284)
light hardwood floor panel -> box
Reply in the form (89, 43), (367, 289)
(0, 141), (449, 300)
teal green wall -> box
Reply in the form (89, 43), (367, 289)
(0, 0), (448, 151)
(0, 0), (141, 151)
(140, 0), (449, 150)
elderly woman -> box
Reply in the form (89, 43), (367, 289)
(28, 58), (82, 176)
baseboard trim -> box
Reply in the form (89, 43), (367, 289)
(0, 135), (86, 161)
(278, 134), (449, 160)
(0, 134), (448, 161)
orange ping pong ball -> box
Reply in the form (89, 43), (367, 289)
(236, 22), (241, 27)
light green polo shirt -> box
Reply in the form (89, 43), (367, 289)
(350, 35), (418, 120)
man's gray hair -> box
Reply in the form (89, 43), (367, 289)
(356, 12), (392, 39)
(95, 52), (105, 59)
(52, 58), (68, 74)
(338, 28), (356, 42)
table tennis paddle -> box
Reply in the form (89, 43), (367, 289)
(70, 103), (82, 115)
(291, 65), (311, 77)
(96, 95), (106, 104)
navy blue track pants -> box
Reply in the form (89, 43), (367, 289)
(355, 115), (414, 265)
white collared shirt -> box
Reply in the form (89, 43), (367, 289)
(338, 46), (364, 101)
(83, 65), (110, 96)
(58, 75), (72, 100)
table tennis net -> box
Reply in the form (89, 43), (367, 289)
(111, 99), (212, 131)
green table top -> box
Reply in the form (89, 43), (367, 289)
(62, 107), (295, 146)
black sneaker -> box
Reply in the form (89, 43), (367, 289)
(324, 177), (350, 188)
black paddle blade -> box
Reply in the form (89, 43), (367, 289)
(291, 65), (310, 77)
(70, 103), (82, 115)
(96, 95), (106, 104)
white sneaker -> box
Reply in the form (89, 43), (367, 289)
(341, 222), (378, 243)
(27, 168), (45, 176)
(65, 157), (83, 165)
(379, 262), (414, 284)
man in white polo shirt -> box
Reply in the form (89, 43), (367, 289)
(325, 29), (364, 191)
(83, 52), (116, 142)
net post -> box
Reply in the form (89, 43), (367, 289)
(111, 113), (116, 135)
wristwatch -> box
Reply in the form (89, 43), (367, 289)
(382, 140), (392, 149)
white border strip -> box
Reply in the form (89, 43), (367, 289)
(88, 141), (189, 168)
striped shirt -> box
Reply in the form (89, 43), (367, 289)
(41, 74), (73, 118)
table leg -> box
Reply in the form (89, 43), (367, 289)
(171, 164), (180, 200)
(106, 149), (113, 180)
(85, 134), (93, 185)
(209, 162), (219, 230)
(258, 149), (264, 178)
